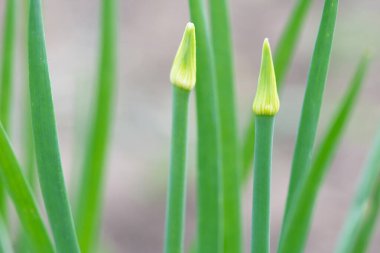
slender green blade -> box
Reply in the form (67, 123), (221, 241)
(0, 124), (54, 253)
(28, 0), (80, 252)
(74, 0), (118, 252)
(241, 0), (314, 182)
(335, 125), (380, 253)
(208, 0), (242, 251)
(277, 54), (370, 253)
(188, 0), (222, 252)
(0, 0), (16, 220)
(282, 0), (339, 230)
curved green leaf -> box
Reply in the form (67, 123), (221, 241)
(336, 123), (380, 253)
(28, 0), (80, 252)
(74, 0), (118, 252)
(0, 124), (54, 253)
(280, 0), (339, 236)
(278, 53), (369, 253)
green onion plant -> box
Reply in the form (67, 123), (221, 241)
(164, 22), (196, 253)
(250, 39), (279, 253)
(0, 0), (378, 252)
(241, 0), (314, 182)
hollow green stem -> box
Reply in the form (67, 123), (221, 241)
(28, 0), (80, 252)
(241, 0), (314, 183)
(188, 1), (222, 252)
(74, 0), (118, 252)
(335, 125), (380, 253)
(0, 123), (54, 253)
(277, 54), (370, 253)
(208, 0), (241, 251)
(282, 0), (339, 226)
(164, 86), (191, 253)
(250, 39), (278, 253)
(251, 116), (274, 253)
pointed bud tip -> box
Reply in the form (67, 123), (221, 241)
(252, 39), (280, 116)
(170, 22), (196, 91)
(185, 22), (195, 32)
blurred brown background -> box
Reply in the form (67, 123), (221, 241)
(1, 0), (380, 252)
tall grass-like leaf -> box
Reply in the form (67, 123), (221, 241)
(74, 0), (118, 252)
(241, 0), (314, 182)
(282, 0), (339, 228)
(335, 125), (380, 253)
(28, 0), (80, 252)
(0, 124), (54, 253)
(208, 0), (242, 251)
(188, 0), (222, 252)
(251, 39), (279, 253)
(0, 0), (16, 219)
(277, 54), (370, 253)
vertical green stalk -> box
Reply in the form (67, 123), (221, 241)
(277, 54), (370, 253)
(241, 0), (314, 182)
(335, 125), (380, 253)
(0, 0), (16, 220)
(164, 87), (191, 253)
(164, 23), (196, 253)
(74, 0), (117, 252)
(28, 0), (80, 252)
(187, 1), (222, 252)
(250, 39), (279, 253)
(0, 124), (55, 253)
(283, 0), (338, 223)
(251, 116), (274, 253)
(208, 0), (241, 251)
